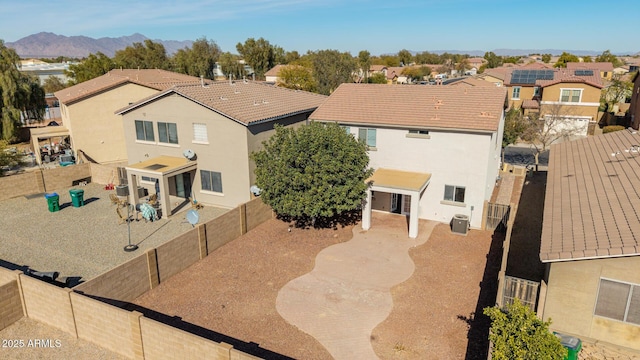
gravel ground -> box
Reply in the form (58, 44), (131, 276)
(0, 182), (229, 282)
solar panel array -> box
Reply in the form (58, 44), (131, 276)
(574, 69), (594, 76)
(510, 69), (555, 84)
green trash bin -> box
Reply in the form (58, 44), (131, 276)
(555, 332), (582, 360)
(69, 189), (85, 207)
(45, 193), (59, 212)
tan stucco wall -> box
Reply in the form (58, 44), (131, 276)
(64, 83), (160, 164)
(480, 75), (504, 87)
(371, 191), (392, 212)
(540, 83), (601, 119)
(507, 85), (535, 109)
(543, 256), (640, 350)
(122, 94), (251, 209)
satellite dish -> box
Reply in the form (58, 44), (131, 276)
(183, 149), (196, 160)
(250, 185), (261, 196)
(185, 209), (200, 227)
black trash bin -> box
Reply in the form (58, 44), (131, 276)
(69, 189), (85, 207)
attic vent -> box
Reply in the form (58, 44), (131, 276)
(220, 96), (227, 100)
(254, 100), (260, 106)
(435, 99), (443, 105)
(262, 99), (269, 104)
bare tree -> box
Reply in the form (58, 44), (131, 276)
(521, 104), (587, 169)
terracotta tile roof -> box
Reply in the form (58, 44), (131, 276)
(370, 65), (387, 72)
(55, 69), (201, 105)
(116, 81), (327, 126)
(519, 62), (554, 69)
(447, 77), (497, 87)
(536, 69), (604, 89)
(309, 83), (507, 132)
(481, 67), (513, 81)
(567, 62), (614, 72)
(522, 99), (540, 109)
(264, 64), (286, 77)
(540, 130), (640, 262)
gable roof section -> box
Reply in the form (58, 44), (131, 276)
(536, 69), (603, 89)
(481, 67), (513, 82)
(55, 69), (201, 105)
(116, 81), (327, 126)
(265, 64), (286, 77)
(309, 83), (507, 132)
(567, 62), (614, 72)
(540, 130), (640, 262)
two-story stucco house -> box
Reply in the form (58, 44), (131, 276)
(567, 62), (614, 81)
(539, 129), (640, 351)
(115, 81), (327, 218)
(309, 84), (507, 237)
(52, 69), (201, 165)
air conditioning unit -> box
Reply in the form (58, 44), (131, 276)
(452, 214), (469, 235)
(115, 185), (129, 197)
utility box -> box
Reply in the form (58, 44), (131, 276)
(116, 185), (129, 197)
(452, 214), (469, 235)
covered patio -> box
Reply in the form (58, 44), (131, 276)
(363, 168), (431, 238)
(30, 126), (71, 165)
(125, 155), (198, 219)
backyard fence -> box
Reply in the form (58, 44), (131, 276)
(501, 275), (540, 311)
(485, 203), (510, 231)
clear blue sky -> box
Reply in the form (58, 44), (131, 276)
(1, 0), (636, 55)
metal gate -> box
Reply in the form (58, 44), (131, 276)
(502, 276), (539, 311)
(486, 203), (510, 231)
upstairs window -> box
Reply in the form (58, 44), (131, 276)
(358, 128), (377, 148)
(512, 87), (521, 100)
(193, 123), (208, 143)
(135, 120), (154, 142)
(158, 122), (178, 144)
(409, 130), (429, 135)
(201, 170), (223, 193)
(444, 185), (466, 204)
(560, 89), (582, 103)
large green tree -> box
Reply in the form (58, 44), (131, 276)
(484, 51), (503, 68)
(484, 300), (566, 360)
(397, 49), (413, 66)
(310, 50), (356, 95)
(64, 52), (115, 84)
(415, 51), (442, 65)
(252, 121), (373, 227)
(503, 107), (528, 148)
(553, 52), (579, 68)
(0, 140), (26, 176)
(358, 50), (371, 83)
(277, 65), (316, 92)
(172, 37), (221, 79)
(236, 37), (277, 79)
(218, 52), (246, 80)
(113, 39), (170, 70)
(1, 40), (45, 140)
(42, 75), (67, 93)
(595, 50), (622, 67)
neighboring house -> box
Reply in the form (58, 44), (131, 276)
(446, 77), (496, 87)
(115, 81), (327, 217)
(630, 72), (640, 129)
(613, 65), (630, 76)
(265, 64), (286, 83)
(19, 59), (73, 85)
(309, 83), (507, 237)
(536, 69), (604, 136)
(538, 129), (640, 351)
(567, 62), (614, 81)
(52, 69), (202, 165)
(467, 57), (485, 70)
(477, 67), (512, 87)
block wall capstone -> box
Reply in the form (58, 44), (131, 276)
(74, 253), (150, 303)
(19, 274), (76, 336)
(70, 292), (133, 359)
(139, 317), (231, 360)
(0, 280), (23, 331)
(156, 229), (200, 283)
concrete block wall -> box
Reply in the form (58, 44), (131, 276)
(70, 292), (135, 359)
(41, 163), (91, 191)
(74, 253), (150, 302)
(90, 162), (127, 185)
(244, 197), (273, 231)
(0, 171), (42, 200)
(156, 228), (200, 283)
(0, 280), (23, 331)
(0, 267), (18, 284)
(19, 274), (77, 336)
(205, 208), (242, 253)
(139, 317), (232, 360)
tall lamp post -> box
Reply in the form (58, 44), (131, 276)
(124, 202), (139, 252)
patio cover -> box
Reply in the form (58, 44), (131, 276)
(30, 126), (71, 165)
(125, 155), (197, 219)
(363, 168), (432, 238)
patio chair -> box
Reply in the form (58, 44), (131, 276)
(189, 197), (204, 210)
(109, 193), (120, 206)
(148, 193), (158, 208)
(116, 206), (128, 224)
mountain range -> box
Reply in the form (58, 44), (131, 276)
(5, 32), (638, 59)
(6, 32), (193, 58)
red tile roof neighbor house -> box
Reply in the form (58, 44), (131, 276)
(309, 83), (507, 132)
(567, 62), (614, 72)
(540, 129), (640, 262)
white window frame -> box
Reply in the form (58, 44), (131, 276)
(594, 278), (640, 325)
(406, 129), (431, 139)
(441, 184), (466, 206)
(158, 122), (179, 145)
(358, 128), (377, 149)
(135, 120), (155, 143)
(192, 123), (208, 144)
(512, 86), (521, 100)
(560, 88), (582, 103)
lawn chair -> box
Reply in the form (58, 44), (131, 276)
(189, 197), (204, 210)
(148, 193), (158, 208)
(109, 193), (121, 206)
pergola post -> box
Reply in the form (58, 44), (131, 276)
(362, 188), (372, 231)
(408, 191), (420, 238)
(160, 175), (171, 219)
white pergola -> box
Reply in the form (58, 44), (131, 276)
(30, 126), (71, 165)
(362, 168), (431, 238)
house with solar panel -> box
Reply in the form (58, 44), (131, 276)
(505, 66), (604, 137)
(309, 83), (508, 238)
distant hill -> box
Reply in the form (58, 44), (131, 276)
(6, 32), (193, 58)
(401, 49), (638, 57)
